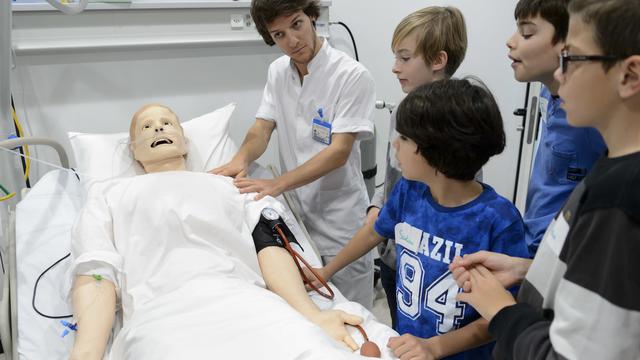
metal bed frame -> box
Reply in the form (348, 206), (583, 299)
(0, 137), (70, 360)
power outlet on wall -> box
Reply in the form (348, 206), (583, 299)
(230, 14), (244, 29)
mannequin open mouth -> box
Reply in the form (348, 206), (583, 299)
(151, 138), (173, 148)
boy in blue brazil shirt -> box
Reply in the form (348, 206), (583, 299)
(315, 77), (529, 359)
(375, 79), (529, 359)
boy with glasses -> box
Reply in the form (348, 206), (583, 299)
(453, 0), (640, 358)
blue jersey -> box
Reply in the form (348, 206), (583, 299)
(523, 86), (605, 256)
(375, 179), (529, 360)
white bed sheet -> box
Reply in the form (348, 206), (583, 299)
(15, 169), (399, 360)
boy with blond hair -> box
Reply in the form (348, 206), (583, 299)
(310, 6), (469, 331)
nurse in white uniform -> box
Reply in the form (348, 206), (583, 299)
(213, 0), (375, 309)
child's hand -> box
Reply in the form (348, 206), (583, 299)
(449, 251), (531, 291)
(456, 265), (517, 322)
(301, 266), (330, 291)
(365, 207), (380, 227)
(387, 334), (440, 360)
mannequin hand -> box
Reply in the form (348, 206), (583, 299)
(449, 251), (531, 291)
(301, 266), (330, 291)
(456, 266), (516, 322)
(234, 177), (285, 200)
(69, 347), (102, 360)
(309, 310), (362, 351)
(388, 334), (439, 360)
(209, 159), (248, 178)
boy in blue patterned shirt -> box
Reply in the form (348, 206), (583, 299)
(507, 0), (606, 256)
(318, 78), (529, 359)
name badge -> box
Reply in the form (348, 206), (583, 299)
(312, 118), (332, 145)
(394, 222), (422, 253)
(541, 212), (570, 256)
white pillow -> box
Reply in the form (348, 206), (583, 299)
(68, 103), (238, 186)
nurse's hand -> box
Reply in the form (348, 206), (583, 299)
(234, 177), (285, 200)
(309, 310), (362, 351)
(209, 159), (248, 178)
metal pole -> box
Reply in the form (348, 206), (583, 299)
(1, 0), (21, 207)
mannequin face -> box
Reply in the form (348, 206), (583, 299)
(130, 105), (187, 168)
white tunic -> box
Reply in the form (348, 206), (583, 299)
(70, 172), (365, 359)
(256, 39), (375, 255)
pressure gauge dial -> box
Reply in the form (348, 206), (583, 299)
(261, 207), (280, 221)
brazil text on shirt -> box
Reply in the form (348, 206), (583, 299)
(395, 221), (463, 265)
(374, 178), (530, 348)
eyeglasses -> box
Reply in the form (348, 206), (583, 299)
(559, 50), (621, 74)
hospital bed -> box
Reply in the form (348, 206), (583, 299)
(0, 133), (397, 359)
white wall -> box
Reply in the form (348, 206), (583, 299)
(11, 44), (282, 178)
(9, 3), (289, 185)
(328, 0), (525, 199)
(7, 0), (526, 200)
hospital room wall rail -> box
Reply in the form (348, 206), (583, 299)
(11, 2), (331, 55)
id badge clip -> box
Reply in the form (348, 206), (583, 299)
(312, 108), (332, 145)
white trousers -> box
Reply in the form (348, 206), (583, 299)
(321, 252), (374, 310)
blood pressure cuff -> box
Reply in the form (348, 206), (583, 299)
(251, 214), (301, 253)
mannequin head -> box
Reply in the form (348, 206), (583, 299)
(129, 104), (188, 173)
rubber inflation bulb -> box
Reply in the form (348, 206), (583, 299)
(360, 341), (381, 358)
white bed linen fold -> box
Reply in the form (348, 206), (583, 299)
(70, 171), (398, 359)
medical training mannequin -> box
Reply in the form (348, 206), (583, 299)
(68, 105), (364, 360)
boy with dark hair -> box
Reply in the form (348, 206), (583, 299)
(453, 0), (640, 358)
(375, 7), (468, 330)
(508, 0), (606, 256)
(213, 0), (376, 310)
(321, 78), (530, 359)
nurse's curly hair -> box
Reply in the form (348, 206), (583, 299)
(395, 77), (505, 181)
(251, 0), (321, 46)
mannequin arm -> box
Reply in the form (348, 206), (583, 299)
(256, 247), (361, 350)
(69, 275), (117, 360)
(257, 247), (319, 317)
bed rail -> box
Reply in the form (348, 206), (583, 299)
(0, 137), (70, 169)
(0, 137), (70, 360)
(0, 210), (17, 360)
